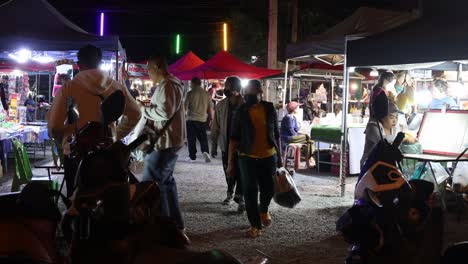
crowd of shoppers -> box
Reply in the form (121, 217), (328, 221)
(47, 45), (283, 240)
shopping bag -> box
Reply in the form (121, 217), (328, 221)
(452, 161), (468, 193)
(129, 149), (146, 176)
(273, 167), (301, 208)
(131, 115), (157, 153)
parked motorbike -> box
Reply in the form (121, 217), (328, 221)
(336, 129), (444, 264)
(0, 90), (241, 264)
(64, 90), (241, 264)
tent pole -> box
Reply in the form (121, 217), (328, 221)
(283, 59), (289, 109)
(38, 73), (41, 101)
(48, 73), (51, 103)
(339, 38), (350, 197)
(115, 50), (119, 81)
(330, 77), (335, 113)
(297, 78), (301, 100)
(266, 79), (270, 102)
(289, 76), (293, 102)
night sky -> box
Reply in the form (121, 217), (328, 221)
(5, 0), (418, 62)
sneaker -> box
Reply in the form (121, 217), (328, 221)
(177, 229), (191, 246)
(233, 194), (242, 204)
(222, 196), (233, 205)
(185, 157), (196, 163)
(203, 152), (212, 163)
(246, 227), (262, 238)
(237, 202), (246, 213)
(261, 212), (272, 227)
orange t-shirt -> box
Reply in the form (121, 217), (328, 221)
(240, 103), (276, 158)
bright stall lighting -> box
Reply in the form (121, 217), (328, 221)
(32, 56), (55, 64)
(351, 83), (358, 90)
(370, 69), (379, 77)
(416, 90), (433, 106)
(100, 63), (112, 71)
(9, 49), (32, 63)
(12, 69), (22, 76)
(241, 79), (249, 87)
(453, 82), (468, 98)
(349, 67), (356, 73)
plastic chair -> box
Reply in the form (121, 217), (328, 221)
(283, 143), (310, 174)
(10, 138), (58, 192)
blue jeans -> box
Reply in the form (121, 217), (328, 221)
(142, 147), (184, 229)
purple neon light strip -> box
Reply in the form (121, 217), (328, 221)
(100, 12), (104, 36)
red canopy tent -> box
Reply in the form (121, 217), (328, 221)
(168, 51), (204, 74)
(174, 51), (282, 80)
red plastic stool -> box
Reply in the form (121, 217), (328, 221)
(284, 143), (307, 173)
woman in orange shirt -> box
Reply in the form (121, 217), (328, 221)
(228, 80), (283, 238)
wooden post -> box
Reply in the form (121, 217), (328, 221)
(291, 0), (298, 43)
(268, 0), (278, 69)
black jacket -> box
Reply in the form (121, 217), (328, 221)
(230, 101), (279, 155)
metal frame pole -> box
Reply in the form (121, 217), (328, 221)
(330, 77), (335, 113)
(115, 50), (119, 81)
(339, 38), (350, 197)
(48, 73), (51, 102)
(283, 59), (289, 109)
(289, 76), (293, 102)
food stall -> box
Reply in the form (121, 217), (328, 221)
(284, 7), (418, 195)
(0, 0), (123, 176)
(344, 0), (468, 202)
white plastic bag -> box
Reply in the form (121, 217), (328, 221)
(273, 167), (301, 208)
(129, 149), (146, 176)
(452, 161), (468, 193)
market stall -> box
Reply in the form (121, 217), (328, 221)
(168, 51), (205, 75)
(344, 0), (468, 199)
(174, 50), (281, 80)
(283, 6), (418, 196)
(0, 0), (124, 176)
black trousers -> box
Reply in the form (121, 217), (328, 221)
(238, 155), (276, 229)
(221, 151), (242, 198)
(64, 155), (79, 198)
(187, 120), (209, 160)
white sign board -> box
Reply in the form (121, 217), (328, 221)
(417, 110), (468, 156)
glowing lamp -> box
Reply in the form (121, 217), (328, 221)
(370, 69), (379, 77)
(176, 34), (180, 54)
(241, 79), (249, 87)
(100, 12), (105, 36)
(223, 23), (228, 51)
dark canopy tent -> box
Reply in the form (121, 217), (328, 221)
(339, 0), (468, 198)
(286, 7), (416, 64)
(347, 0), (468, 67)
(174, 51), (282, 80)
(0, 0), (121, 52)
(168, 51), (204, 74)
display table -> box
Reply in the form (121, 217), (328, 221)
(0, 123), (49, 175)
(308, 124), (366, 175)
(403, 152), (468, 210)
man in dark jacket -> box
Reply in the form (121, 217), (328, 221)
(211, 76), (244, 211)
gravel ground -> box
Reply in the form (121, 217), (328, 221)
(2, 146), (468, 263)
(174, 149), (356, 264)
